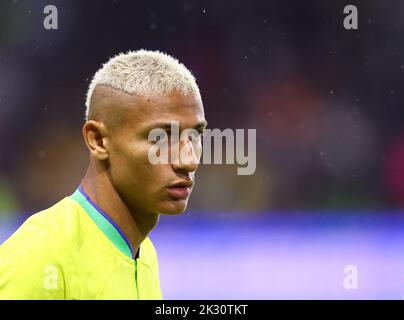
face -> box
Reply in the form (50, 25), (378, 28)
(102, 88), (207, 215)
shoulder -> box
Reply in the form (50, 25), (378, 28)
(0, 197), (81, 299)
(1, 197), (82, 252)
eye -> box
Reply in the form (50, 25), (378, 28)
(151, 131), (168, 143)
(189, 131), (204, 142)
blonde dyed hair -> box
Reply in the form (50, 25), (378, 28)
(85, 49), (201, 120)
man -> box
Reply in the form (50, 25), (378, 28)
(0, 50), (207, 299)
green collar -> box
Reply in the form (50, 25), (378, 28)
(70, 186), (134, 260)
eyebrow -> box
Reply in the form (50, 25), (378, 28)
(194, 121), (208, 131)
(144, 120), (208, 132)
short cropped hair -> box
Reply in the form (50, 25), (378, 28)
(85, 49), (201, 120)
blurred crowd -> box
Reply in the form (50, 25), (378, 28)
(0, 0), (404, 216)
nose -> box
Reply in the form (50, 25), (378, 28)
(172, 138), (199, 173)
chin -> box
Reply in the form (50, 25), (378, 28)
(157, 199), (189, 215)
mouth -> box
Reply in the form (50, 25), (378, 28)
(167, 180), (193, 199)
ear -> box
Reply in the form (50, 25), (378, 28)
(82, 120), (109, 160)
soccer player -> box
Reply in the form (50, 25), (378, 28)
(0, 50), (207, 299)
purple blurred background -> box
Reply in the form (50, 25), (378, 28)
(2, 211), (404, 299)
(1, 0), (404, 299)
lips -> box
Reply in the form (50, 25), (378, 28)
(166, 187), (191, 199)
(167, 180), (193, 199)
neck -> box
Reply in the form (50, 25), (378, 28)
(81, 161), (159, 258)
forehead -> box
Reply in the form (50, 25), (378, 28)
(122, 90), (205, 130)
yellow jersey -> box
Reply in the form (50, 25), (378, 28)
(0, 186), (163, 300)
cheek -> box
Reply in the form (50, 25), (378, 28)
(109, 140), (149, 180)
(111, 141), (170, 190)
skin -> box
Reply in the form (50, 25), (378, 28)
(81, 85), (207, 258)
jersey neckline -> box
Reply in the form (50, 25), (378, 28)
(70, 186), (135, 260)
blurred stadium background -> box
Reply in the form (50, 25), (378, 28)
(1, 0), (404, 299)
